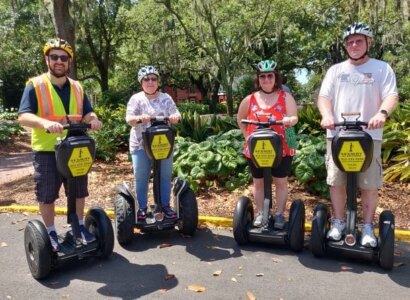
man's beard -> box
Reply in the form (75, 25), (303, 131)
(50, 65), (68, 78)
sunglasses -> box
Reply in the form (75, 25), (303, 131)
(345, 39), (365, 48)
(143, 76), (158, 82)
(259, 74), (274, 80)
(49, 54), (70, 62)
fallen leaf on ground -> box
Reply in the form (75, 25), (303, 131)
(159, 243), (173, 248)
(272, 257), (282, 263)
(246, 291), (257, 300)
(393, 262), (405, 268)
(340, 265), (352, 271)
(188, 284), (206, 292)
(213, 270), (222, 276)
(256, 273), (264, 277)
(1, 242), (7, 247)
(231, 277), (237, 282)
(164, 274), (175, 281)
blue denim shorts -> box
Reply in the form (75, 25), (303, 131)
(33, 152), (89, 204)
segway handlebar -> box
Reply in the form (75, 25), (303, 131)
(136, 116), (173, 124)
(46, 123), (91, 133)
(334, 121), (368, 127)
(241, 119), (283, 127)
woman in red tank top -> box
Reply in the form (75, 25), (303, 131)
(236, 60), (299, 228)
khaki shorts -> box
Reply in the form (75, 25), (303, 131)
(326, 139), (383, 189)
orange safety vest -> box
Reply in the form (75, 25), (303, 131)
(27, 73), (84, 151)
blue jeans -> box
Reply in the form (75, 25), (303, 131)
(131, 150), (173, 209)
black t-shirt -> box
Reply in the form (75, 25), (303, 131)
(19, 78), (93, 117)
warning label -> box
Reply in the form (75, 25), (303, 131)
(151, 134), (171, 160)
(337, 141), (366, 172)
(68, 147), (93, 177)
(253, 140), (276, 168)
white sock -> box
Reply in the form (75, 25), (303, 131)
(79, 219), (84, 226)
(47, 226), (57, 234)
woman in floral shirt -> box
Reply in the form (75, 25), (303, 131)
(126, 65), (181, 221)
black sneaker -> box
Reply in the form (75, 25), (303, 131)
(80, 225), (96, 244)
(48, 231), (60, 252)
(162, 206), (177, 219)
(137, 208), (148, 221)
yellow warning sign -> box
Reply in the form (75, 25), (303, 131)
(68, 147), (93, 177)
(338, 141), (366, 172)
(253, 140), (276, 167)
(151, 134), (171, 160)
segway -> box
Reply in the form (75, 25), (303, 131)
(114, 116), (198, 245)
(310, 113), (395, 270)
(233, 117), (305, 252)
(24, 123), (114, 280)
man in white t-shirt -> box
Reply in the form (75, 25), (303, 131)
(317, 22), (398, 247)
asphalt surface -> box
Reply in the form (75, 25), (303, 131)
(0, 212), (409, 300)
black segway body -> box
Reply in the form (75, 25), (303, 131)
(24, 123), (114, 280)
(114, 117), (198, 245)
(233, 118), (305, 251)
(310, 114), (395, 269)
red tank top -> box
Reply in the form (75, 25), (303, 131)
(243, 90), (296, 158)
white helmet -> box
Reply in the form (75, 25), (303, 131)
(137, 65), (159, 83)
(343, 22), (373, 40)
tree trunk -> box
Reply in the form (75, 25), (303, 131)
(403, 0), (409, 22)
(50, 0), (76, 79)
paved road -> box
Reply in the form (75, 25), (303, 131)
(0, 152), (33, 184)
(0, 212), (409, 300)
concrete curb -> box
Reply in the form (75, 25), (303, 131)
(1, 204), (410, 242)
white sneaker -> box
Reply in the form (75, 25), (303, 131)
(361, 223), (377, 248)
(326, 219), (346, 241)
(253, 212), (263, 227)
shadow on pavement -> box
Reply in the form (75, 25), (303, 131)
(298, 237), (410, 288)
(37, 253), (177, 299)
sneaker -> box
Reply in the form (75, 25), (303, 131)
(162, 206), (177, 219)
(137, 208), (147, 221)
(253, 212), (263, 227)
(274, 213), (286, 230)
(326, 219), (346, 241)
(80, 225), (96, 244)
(48, 231), (60, 252)
(361, 223), (377, 248)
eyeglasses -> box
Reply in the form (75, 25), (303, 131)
(143, 77), (158, 82)
(259, 74), (274, 80)
(345, 39), (365, 48)
(49, 54), (70, 62)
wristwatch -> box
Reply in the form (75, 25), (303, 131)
(380, 109), (388, 117)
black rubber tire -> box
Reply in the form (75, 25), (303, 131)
(310, 203), (328, 257)
(24, 220), (52, 280)
(288, 199), (305, 252)
(114, 192), (135, 245)
(378, 210), (395, 270)
(178, 188), (198, 236)
(233, 196), (253, 245)
(85, 207), (114, 259)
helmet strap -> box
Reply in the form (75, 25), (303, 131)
(345, 38), (369, 61)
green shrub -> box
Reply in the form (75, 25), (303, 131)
(90, 105), (130, 161)
(177, 102), (209, 114)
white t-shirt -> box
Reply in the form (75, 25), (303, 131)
(319, 58), (398, 140)
(126, 91), (180, 153)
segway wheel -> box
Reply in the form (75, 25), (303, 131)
(85, 207), (114, 258)
(378, 210), (395, 270)
(310, 203), (329, 257)
(114, 192), (135, 245)
(288, 199), (305, 252)
(177, 188), (198, 236)
(233, 196), (253, 245)
(24, 220), (52, 280)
